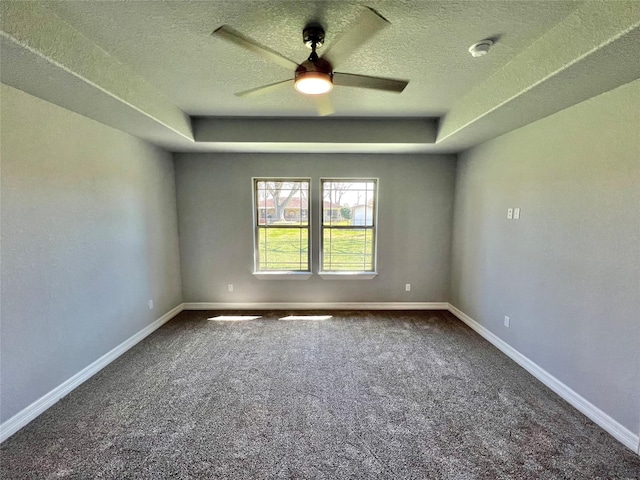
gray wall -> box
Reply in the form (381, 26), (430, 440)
(0, 85), (183, 423)
(450, 79), (640, 434)
(175, 153), (456, 303)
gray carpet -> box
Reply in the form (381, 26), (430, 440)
(1, 310), (638, 479)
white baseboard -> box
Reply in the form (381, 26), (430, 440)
(0, 303), (184, 443)
(447, 304), (640, 454)
(4, 302), (636, 455)
(183, 302), (449, 310)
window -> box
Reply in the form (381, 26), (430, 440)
(254, 179), (310, 273)
(321, 179), (377, 273)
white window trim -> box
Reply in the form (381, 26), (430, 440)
(319, 178), (379, 275)
(253, 178), (311, 276)
(253, 272), (312, 280)
(318, 271), (378, 280)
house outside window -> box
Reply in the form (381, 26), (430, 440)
(320, 179), (377, 273)
(254, 179), (310, 273)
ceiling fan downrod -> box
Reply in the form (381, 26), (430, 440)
(303, 25), (325, 63)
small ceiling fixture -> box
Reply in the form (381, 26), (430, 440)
(468, 39), (494, 57)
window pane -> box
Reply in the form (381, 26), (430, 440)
(258, 227), (309, 271)
(322, 180), (375, 227)
(322, 228), (374, 271)
(321, 179), (377, 272)
(256, 180), (309, 226)
(254, 179), (310, 273)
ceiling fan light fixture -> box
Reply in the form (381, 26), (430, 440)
(294, 71), (333, 95)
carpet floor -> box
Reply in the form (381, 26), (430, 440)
(1, 310), (639, 479)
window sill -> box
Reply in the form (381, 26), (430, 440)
(318, 272), (378, 280)
(253, 272), (312, 280)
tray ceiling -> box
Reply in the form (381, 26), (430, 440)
(1, 1), (638, 153)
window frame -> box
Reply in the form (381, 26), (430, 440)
(252, 177), (312, 279)
(319, 178), (378, 279)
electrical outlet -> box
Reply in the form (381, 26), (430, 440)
(228, 284), (234, 292)
(514, 208), (520, 219)
(405, 284), (411, 292)
(148, 300), (153, 310)
(507, 208), (513, 219)
(504, 316), (510, 327)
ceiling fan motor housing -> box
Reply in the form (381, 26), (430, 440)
(296, 57), (332, 77)
(295, 57), (333, 95)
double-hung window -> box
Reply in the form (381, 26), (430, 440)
(320, 179), (377, 274)
(254, 179), (310, 275)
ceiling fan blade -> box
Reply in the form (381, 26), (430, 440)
(212, 25), (299, 71)
(321, 7), (390, 68)
(314, 95), (335, 116)
(333, 72), (408, 93)
(235, 79), (293, 98)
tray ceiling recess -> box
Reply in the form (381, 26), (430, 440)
(1, 1), (638, 153)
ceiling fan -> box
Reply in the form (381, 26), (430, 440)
(211, 7), (409, 116)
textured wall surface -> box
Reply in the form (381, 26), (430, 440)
(0, 85), (183, 422)
(175, 153), (456, 303)
(450, 79), (640, 434)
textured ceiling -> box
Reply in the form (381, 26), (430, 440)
(2, 0), (639, 153)
(45, 0), (581, 117)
